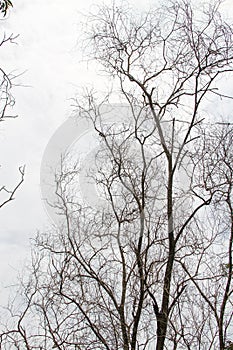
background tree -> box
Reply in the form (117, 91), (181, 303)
(1, 0), (233, 349)
(0, 0), (24, 210)
(0, 0), (13, 17)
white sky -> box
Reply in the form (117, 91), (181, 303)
(0, 0), (105, 301)
(0, 0), (232, 304)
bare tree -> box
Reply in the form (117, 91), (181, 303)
(172, 124), (233, 349)
(160, 123), (233, 349)
(0, 0), (13, 17)
(1, 0), (233, 349)
(0, 1), (25, 209)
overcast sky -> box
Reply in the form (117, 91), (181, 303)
(0, 0), (233, 304)
(0, 0), (104, 301)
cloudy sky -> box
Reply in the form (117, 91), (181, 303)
(0, 0), (104, 301)
(0, 0), (232, 304)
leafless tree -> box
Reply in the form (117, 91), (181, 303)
(0, 0), (13, 17)
(163, 124), (233, 349)
(1, 0), (233, 349)
(0, 1), (24, 210)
